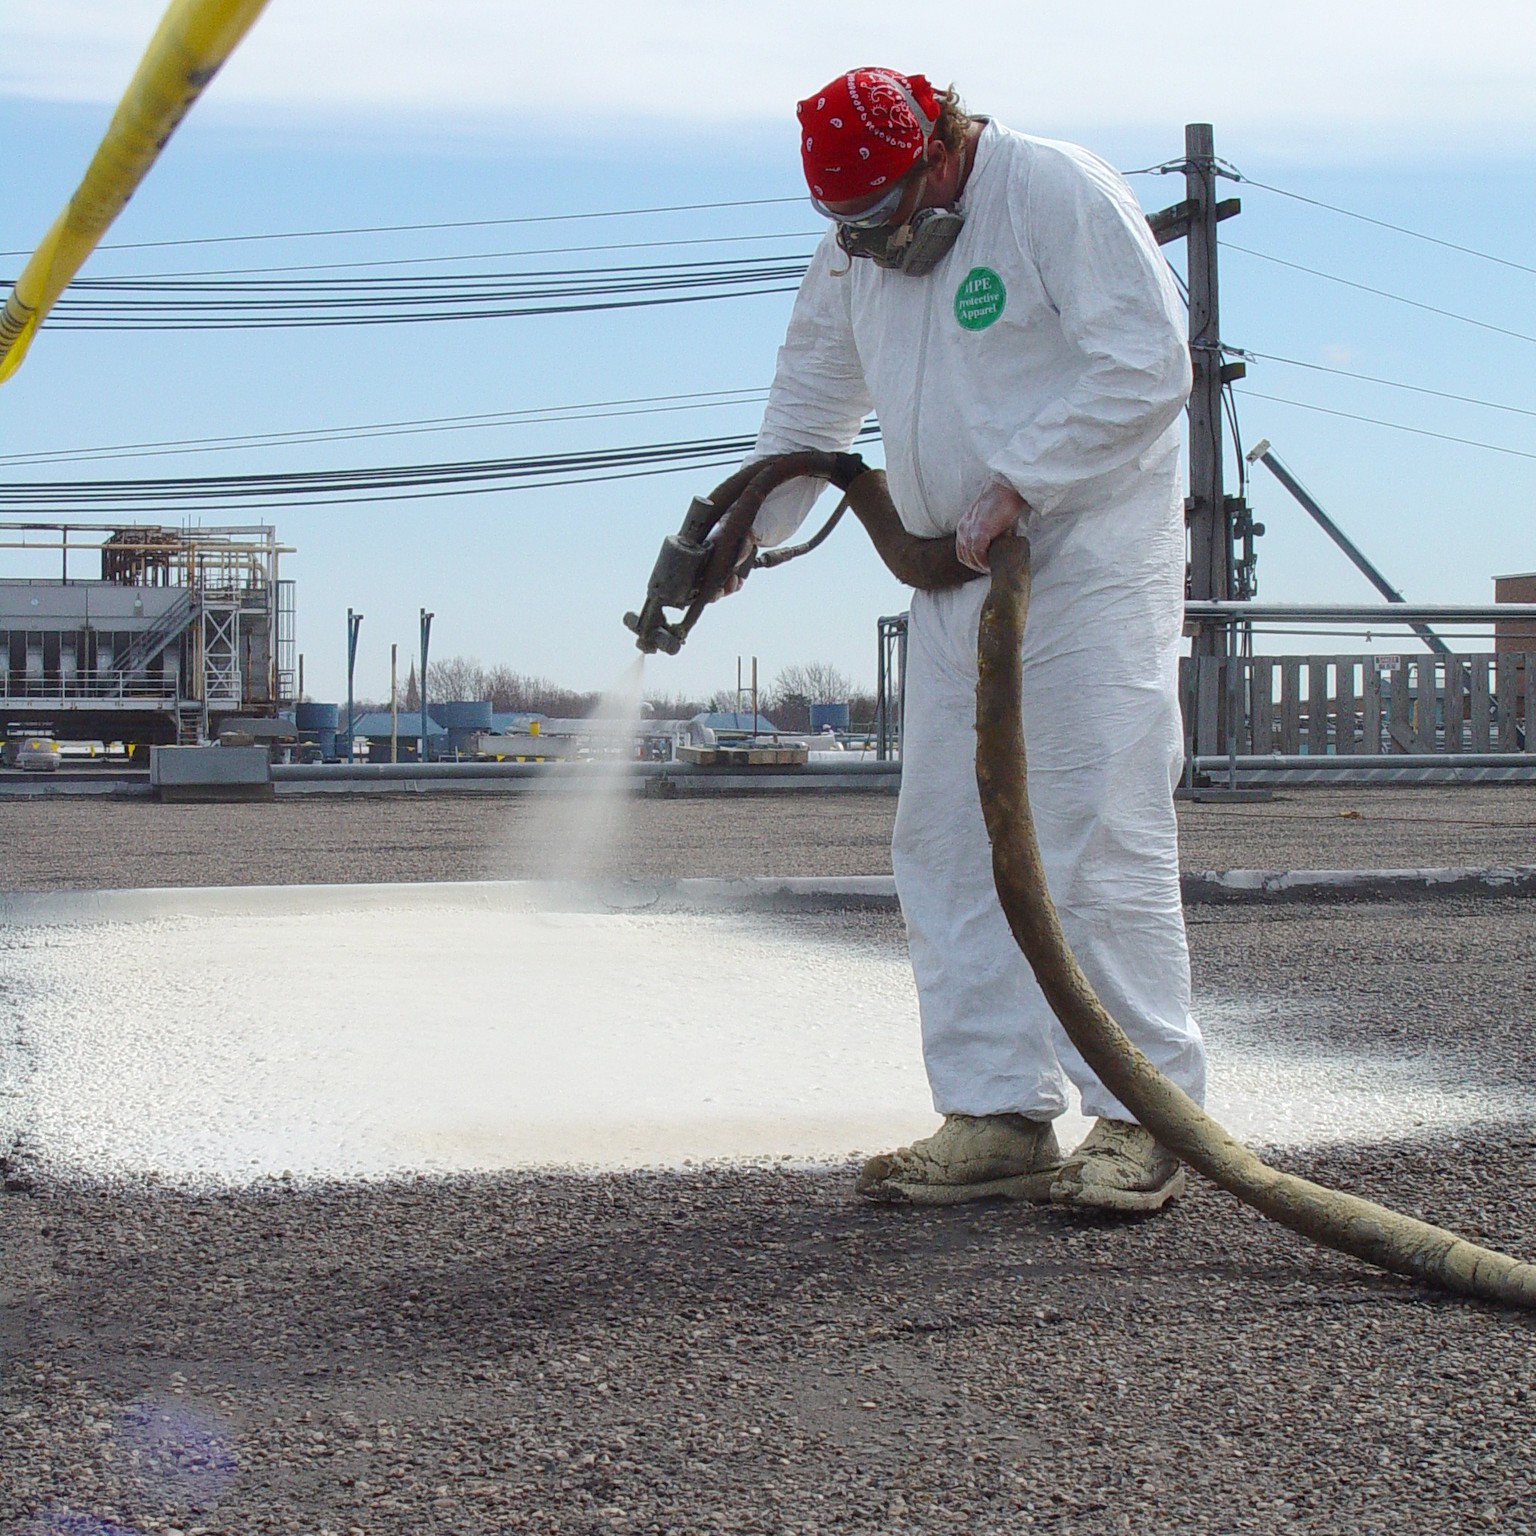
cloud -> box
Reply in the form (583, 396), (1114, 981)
(6, 0), (1536, 158)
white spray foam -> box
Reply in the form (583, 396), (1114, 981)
(0, 890), (1525, 1185)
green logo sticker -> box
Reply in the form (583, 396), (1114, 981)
(954, 266), (1006, 331)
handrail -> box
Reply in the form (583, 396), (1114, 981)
(0, 669), (180, 702)
(1187, 602), (1536, 623)
(113, 588), (196, 674)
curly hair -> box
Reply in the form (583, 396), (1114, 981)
(881, 85), (970, 201)
(931, 86), (971, 155)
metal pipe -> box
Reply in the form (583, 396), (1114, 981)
(1192, 752), (1536, 770)
(1225, 595), (1239, 790)
(273, 758), (902, 783)
(1246, 441), (1449, 655)
(1185, 602), (1536, 622)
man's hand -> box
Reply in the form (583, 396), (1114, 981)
(713, 531), (758, 600)
(956, 479), (1027, 574)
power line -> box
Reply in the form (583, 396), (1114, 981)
(4, 159), (1158, 265)
(1234, 175), (1536, 280)
(0, 195), (808, 259)
(1235, 388), (1536, 463)
(47, 254), (813, 330)
(1243, 351), (1536, 422)
(1223, 243), (1536, 348)
(0, 424), (883, 514)
(0, 388), (772, 468)
(0, 436), (767, 511)
(77, 229), (823, 283)
(72, 252), (808, 293)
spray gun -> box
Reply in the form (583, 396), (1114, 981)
(624, 491), (749, 656)
(625, 452), (872, 656)
(624, 449), (984, 657)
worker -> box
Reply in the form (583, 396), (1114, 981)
(741, 68), (1206, 1212)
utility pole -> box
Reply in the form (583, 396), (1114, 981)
(419, 608), (433, 763)
(1147, 123), (1247, 638)
(390, 642), (399, 764)
(1183, 123), (1229, 660)
(345, 608), (363, 763)
(1146, 124), (1251, 776)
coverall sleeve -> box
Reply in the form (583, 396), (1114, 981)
(749, 233), (874, 547)
(988, 147), (1192, 518)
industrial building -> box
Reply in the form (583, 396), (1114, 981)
(0, 523), (295, 746)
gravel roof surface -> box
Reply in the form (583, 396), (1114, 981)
(1176, 784), (1536, 873)
(5, 895), (1536, 1534)
(5, 1137), (1536, 1536)
(0, 783), (1531, 891)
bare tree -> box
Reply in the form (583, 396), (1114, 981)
(427, 655), (487, 702)
(476, 662), (601, 717)
(707, 687), (749, 717)
(769, 661), (856, 706)
(765, 661), (861, 731)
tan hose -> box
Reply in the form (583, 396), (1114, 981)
(976, 534), (1536, 1307)
(844, 470), (978, 592)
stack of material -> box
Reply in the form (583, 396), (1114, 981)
(677, 742), (809, 766)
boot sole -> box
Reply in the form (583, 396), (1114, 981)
(857, 1169), (1060, 1206)
(1050, 1166), (1186, 1214)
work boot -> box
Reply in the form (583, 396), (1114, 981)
(856, 1113), (1061, 1205)
(1050, 1119), (1185, 1214)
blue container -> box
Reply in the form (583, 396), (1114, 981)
(295, 701), (340, 761)
(431, 699), (493, 757)
(295, 702), (340, 730)
(810, 701), (850, 735)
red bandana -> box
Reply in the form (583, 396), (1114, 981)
(796, 68), (941, 204)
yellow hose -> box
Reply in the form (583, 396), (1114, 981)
(976, 534), (1536, 1306)
(0, 0), (270, 384)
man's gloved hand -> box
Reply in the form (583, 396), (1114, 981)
(956, 478), (1028, 574)
(827, 452), (868, 490)
(714, 531), (758, 600)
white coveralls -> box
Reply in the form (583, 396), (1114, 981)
(752, 121), (1206, 1123)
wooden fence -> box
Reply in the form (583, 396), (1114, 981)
(1180, 652), (1536, 758)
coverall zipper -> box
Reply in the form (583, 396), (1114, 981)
(908, 277), (937, 529)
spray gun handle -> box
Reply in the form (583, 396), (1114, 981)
(678, 495), (721, 546)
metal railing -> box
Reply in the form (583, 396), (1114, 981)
(0, 670), (181, 703)
(1182, 603), (1536, 784)
(112, 589), (195, 675)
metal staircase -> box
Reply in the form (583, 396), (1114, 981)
(114, 590), (195, 676)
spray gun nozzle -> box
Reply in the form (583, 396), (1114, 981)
(623, 609), (684, 655)
(623, 497), (726, 655)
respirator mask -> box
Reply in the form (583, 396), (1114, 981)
(812, 166), (964, 278)
(834, 205), (964, 275)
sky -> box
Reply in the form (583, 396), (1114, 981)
(3, 1), (1536, 704)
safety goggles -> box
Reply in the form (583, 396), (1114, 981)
(809, 175), (911, 230)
